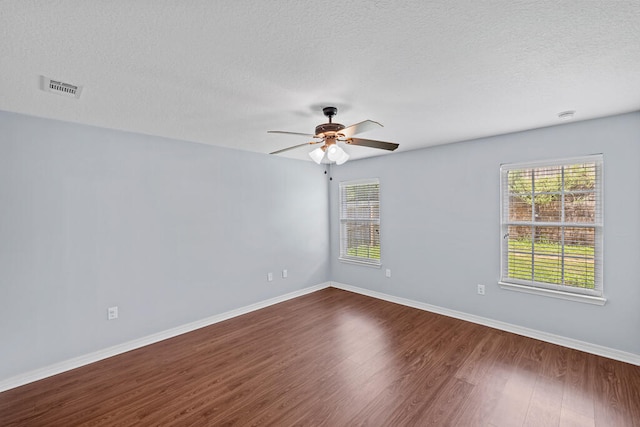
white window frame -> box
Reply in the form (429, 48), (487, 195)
(339, 178), (381, 267)
(499, 155), (605, 305)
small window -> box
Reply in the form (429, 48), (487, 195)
(339, 179), (381, 266)
(500, 155), (604, 304)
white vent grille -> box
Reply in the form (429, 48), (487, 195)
(41, 76), (83, 99)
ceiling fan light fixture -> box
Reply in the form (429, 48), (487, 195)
(309, 147), (325, 164)
(326, 144), (343, 161)
(268, 106), (398, 162)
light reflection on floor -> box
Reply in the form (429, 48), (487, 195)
(333, 311), (396, 403)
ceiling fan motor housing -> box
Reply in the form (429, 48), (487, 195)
(315, 122), (345, 136)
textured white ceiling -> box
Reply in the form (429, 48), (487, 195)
(1, 1), (640, 161)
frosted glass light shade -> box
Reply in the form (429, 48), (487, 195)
(309, 147), (324, 164)
(335, 150), (350, 165)
(326, 144), (341, 161)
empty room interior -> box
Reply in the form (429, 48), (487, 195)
(1, 1), (640, 426)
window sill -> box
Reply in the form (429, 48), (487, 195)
(338, 257), (381, 268)
(498, 281), (607, 306)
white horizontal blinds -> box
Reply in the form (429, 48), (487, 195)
(501, 156), (603, 296)
(339, 179), (381, 265)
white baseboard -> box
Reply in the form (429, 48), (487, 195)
(330, 282), (640, 366)
(0, 282), (331, 393)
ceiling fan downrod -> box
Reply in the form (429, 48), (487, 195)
(322, 106), (338, 123)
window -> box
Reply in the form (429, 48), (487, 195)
(339, 178), (381, 266)
(500, 155), (604, 304)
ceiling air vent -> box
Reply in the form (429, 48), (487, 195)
(41, 76), (83, 99)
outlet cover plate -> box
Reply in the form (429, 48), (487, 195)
(108, 306), (118, 320)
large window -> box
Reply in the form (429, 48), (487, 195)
(339, 178), (381, 266)
(500, 155), (604, 304)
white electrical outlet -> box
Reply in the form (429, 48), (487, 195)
(108, 306), (118, 320)
(267, 272), (273, 282)
(477, 284), (485, 295)
(282, 269), (288, 278)
(385, 269), (391, 278)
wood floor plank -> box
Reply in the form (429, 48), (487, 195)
(1, 287), (639, 426)
(592, 355), (637, 426)
(563, 348), (596, 425)
(404, 377), (475, 426)
(620, 362), (640, 427)
(454, 328), (503, 385)
(345, 317), (482, 425)
(488, 354), (538, 427)
(451, 370), (510, 426)
(523, 374), (564, 427)
(559, 407), (596, 427)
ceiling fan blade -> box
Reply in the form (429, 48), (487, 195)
(339, 120), (383, 138)
(270, 141), (323, 155)
(268, 130), (316, 137)
(345, 138), (399, 151)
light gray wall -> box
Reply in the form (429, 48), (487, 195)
(0, 111), (329, 381)
(2, 110), (638, 383)
(329, 112), (640, 356)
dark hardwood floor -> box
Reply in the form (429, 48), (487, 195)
(1, 287), (639, 426)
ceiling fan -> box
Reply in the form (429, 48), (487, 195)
(268, 107), (399, 165)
